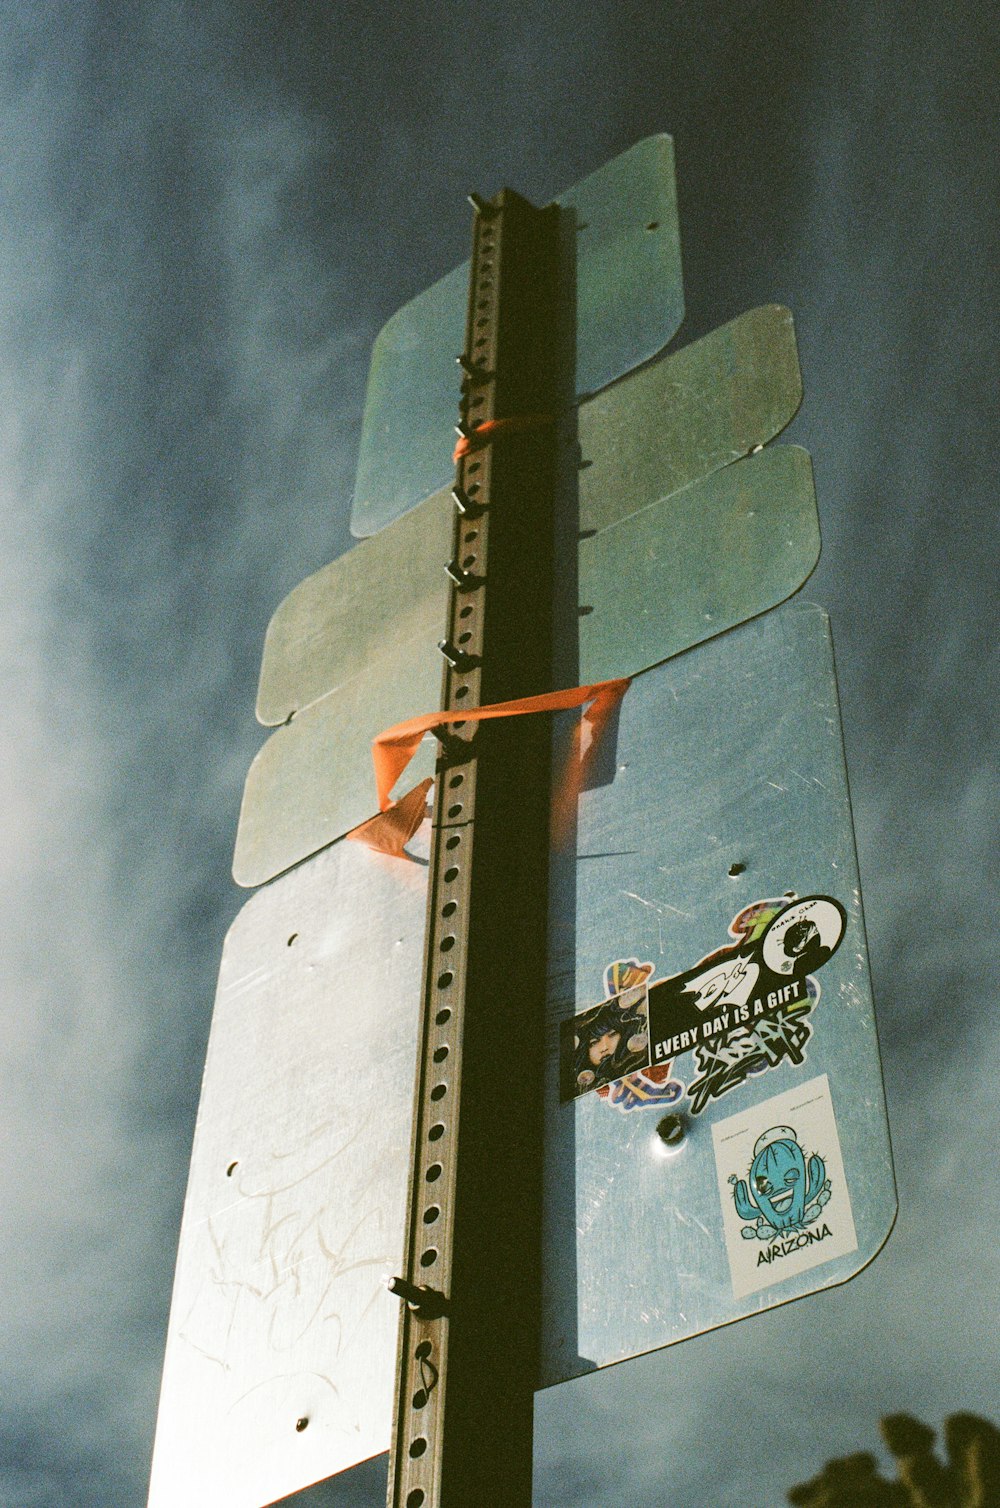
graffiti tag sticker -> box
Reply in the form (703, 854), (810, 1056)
(711, 1073), (857, 1299)
(560, 897), (846, 1110)
(647, 894), (846, 1115)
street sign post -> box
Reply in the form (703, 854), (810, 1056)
(149, 137), (895, 1508)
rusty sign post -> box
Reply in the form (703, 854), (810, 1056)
(384, 188), (562, 1508)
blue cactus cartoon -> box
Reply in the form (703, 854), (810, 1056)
(729, 1124), (832, 1241)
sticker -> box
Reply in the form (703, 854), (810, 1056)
(559, 980), (652, 1102)
(559, 896), (845, 1110)
(647, 894), (845, 1114)
(595, 959), (685, 1112)
(559, 959), (686, 1108)
(711, 1074), (857, 1299)
(685, 977), (818, 1117)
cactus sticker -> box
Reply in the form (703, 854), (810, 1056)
(730, 1126), (831, 1240)
(712, 1074), (857, 1298)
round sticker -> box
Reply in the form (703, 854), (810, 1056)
(760, 896), (846, 978)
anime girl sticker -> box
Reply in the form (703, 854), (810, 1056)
(559, 959), (687, 1107)
(711, 1074), (857, 1298)
(559, 982), (652, 1101)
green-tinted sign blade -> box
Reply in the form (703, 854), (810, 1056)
(579, 445), (819, 682)
(234, 443), (818, 888)
(259, 305), (802, 728)
(350, 134), (683, 537)
(541, 601), (895, 1384)
(256, 492), (452, 727)
(578, 303), (801, 535)
(234, 658), (440, 889)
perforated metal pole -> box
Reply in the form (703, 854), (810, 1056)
(386, 189), (562, 1508)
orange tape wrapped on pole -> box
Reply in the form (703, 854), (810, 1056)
(348, 676), (631, 858)
(452, 414), (554, 463)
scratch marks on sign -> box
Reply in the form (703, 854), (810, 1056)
(621, 889), (691, 953)
(790, 767), (829, 792)
(673, 1207), (711, 1240)
(227, 1368), (341, 1418)
(176, 1110), (399, 1378)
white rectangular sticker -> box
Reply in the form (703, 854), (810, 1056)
(712, 1073), (857, 1299)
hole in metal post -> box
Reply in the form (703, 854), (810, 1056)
(729, 862), (746, 877)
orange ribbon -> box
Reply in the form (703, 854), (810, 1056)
(347, 677), (631, 858)
(452, 414), (554, 463)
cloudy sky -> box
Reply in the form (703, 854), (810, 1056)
(2, 3), (997, 1505)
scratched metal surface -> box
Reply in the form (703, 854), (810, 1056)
(236, 326), (811, 889)
(152, 603), (893, 1505)
(577, 303), (801, 535)
(256, 491), (452, 727)
(147, 839), (428, 1507)
(578, 444), (818, 683)
(539, 601), (895, 1386)
(350, 133), (683, 538)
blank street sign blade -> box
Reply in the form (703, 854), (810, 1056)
(578, 445), (818, 683)
(255, 492), (452, 728)
(350, 134), (683, 537)
(540, 601), (895, 1384)
(147, 840), (427, 1507)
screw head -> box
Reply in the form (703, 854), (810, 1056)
(656, 1113), (687, 1149)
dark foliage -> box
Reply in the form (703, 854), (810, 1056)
(788, 1413), (1000, 1507)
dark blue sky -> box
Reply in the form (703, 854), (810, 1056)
(2, 3), (997, 1505)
